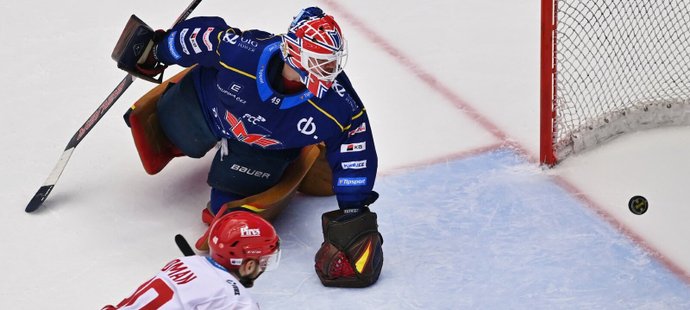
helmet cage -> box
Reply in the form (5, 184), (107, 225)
(224, 243), (281, 272)
(300, 41), (348, 82)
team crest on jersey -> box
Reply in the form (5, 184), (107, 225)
(225, 111), (281, 147)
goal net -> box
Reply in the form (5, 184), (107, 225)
(540, 0), (690, 165)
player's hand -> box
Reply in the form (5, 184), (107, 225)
(135, 29), (168, 78)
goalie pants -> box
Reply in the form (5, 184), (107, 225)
(157, 67), (300, 211)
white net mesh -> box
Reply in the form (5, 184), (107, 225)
(552, 0), (690, 159)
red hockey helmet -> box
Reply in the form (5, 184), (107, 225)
(208, 211), (280, 272)
(281, 7), (348, 98)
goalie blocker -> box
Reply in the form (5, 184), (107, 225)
(315, 208), (384, 288)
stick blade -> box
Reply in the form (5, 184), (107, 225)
(175, 234), (196, 256)
(25, 185), (54, 213)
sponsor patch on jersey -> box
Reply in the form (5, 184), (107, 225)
(167, 31), (181, 60)
(341, 160), (367, 170)
(179, 28), (190, 55)
(222, 31), (237, 44)
(221, 32), (258, 52)
(332, 80), (346, 97)
(202, 27), (214, 51)
(337, 177), (368, 187)
(348, 123), (367, 137)
(230, 83), (243, 93)
(297, 117), (317, 136)
(226, 279), (241, 295)
(189, 28), (202, 53)
(231, 164), (270, 179)
(345, 95), (358, 111)
(341, 142), (366, 153)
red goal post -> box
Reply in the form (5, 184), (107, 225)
(540, 0), (690, 166)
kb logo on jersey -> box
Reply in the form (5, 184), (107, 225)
(341, 142), (366, 153)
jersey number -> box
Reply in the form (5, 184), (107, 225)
(115, 278), (174, 309)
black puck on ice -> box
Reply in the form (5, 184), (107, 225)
(628, 195), (648, 215)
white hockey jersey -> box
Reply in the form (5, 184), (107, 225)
(103, 256), (259, 310)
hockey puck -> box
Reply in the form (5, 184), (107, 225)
(628, 196), (648, 215)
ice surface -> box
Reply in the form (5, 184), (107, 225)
(2, 0), (690, 309)
(253, 149), (690, 309)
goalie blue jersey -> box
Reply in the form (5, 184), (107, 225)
(155, 16), (378, 205)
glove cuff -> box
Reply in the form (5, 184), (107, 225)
(321, 208), (378, 250)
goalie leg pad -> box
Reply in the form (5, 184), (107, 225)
(126, 67), (196, 175)
(315, 208), (384, 288)
(126, 88), (183, 175)
(297, 143), (335, 196)
(157, 68), (217, 159)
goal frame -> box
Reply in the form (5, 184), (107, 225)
(540, 0), (557, 165)
(540, 0), (690, 166)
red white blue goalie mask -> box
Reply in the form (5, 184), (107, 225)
(281, 7), (348, 98)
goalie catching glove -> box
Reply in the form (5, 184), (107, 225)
(315, 207), (384, 288)
(111, 15), (168, 83)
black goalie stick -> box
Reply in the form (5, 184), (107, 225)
(25, 0), (203, 213)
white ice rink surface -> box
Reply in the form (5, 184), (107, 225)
(2, 0), (690, 308)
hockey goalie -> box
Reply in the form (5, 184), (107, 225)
(112, 6), (384, 287)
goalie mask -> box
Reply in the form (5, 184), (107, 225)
(208, 211), (281, 272)
(281, 7), (348, 98)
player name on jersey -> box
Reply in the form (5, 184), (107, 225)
(162, 259), (198, 285)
